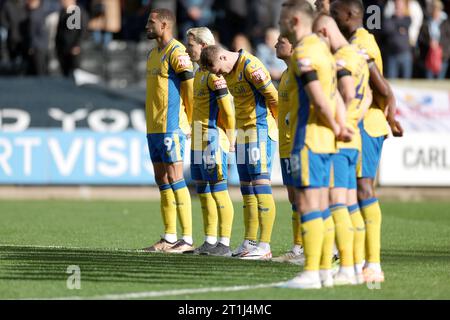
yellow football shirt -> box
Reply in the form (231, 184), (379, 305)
(350, 28), (389, 137)
(191, 68), (234, 152)
(278, 67), (295, 158)
(334, 43), (370, 150)
(145, 38), (193, 134)
(290, 34), (337, 154)
(224, 49), (278, 144)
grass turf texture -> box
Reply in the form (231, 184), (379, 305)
(0, 200), (449, 299)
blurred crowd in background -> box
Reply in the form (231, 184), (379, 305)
(0, 0), (449, 86)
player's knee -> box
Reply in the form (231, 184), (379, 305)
(287, 187), (295, 205)
(330, 188), (346, 205)
(357, 182), (374, 200)
(154, 172), (169, 185)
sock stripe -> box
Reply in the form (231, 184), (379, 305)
(240, 185), (254, 195)
(301, 210), (322, 223)
(171, 179), (187, 191)
(330, 203), (346, 211)
(348, 203), (360, 214)
(322, 208), (332, 220)
(158, 183), (171, 191)
(359, 197), (378, 209)
(210, 181), (228, 193)
(253, 185), (272, 195)
(196, 184), (211, 194)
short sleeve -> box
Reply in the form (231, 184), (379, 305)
(169, 46), (193, 74)
(244, 58), (272, 90)
(291, 47), (316, 77)
(208, 73), (229, 99)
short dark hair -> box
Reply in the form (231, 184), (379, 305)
(200, 45), (221, 68)
(150, 8), (176, 24)
(335, 0), (364, 15)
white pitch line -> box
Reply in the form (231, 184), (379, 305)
(0, 243), (143, 253)
(2, 244), (286, 300)
(38, 282), (285, 300)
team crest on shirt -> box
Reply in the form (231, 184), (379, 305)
(213, 78), (227, 90)
(177, 55), (191, 68)
(250, 68), (267, 83)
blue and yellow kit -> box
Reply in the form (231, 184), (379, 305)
(224, 49), (278, 181)
(278, 67), (296, 186)
(289, 34), (337, 188)
(330, 44), (370, 189)
(350, 28), (388, 178)
(191, 68), (234, 181)
(146, 38), (194, 163)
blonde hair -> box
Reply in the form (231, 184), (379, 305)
(186, 27), (216, 46)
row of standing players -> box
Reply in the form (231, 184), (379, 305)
(142, 0), (404, 289)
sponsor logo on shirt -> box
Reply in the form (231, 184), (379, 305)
(213, 78), (227, 90)
(177, 55), (191, 68)
(250, 68), (267, 83)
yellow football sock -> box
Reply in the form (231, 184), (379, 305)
(241, 185), (258, 241)
(360, 198), (382, 263)
(159, 184), (177, 235)
(196, 183), (218, 237)
(331, 203), (354, 267)
(254, 184), (276, 243)
(211, 181), (234, 239)
(320, 209), (335, 270)
(171, 179), (192, 237)
(301, 211), (324, 271)
(348, 203), (366, 265)
(292, 204), (303, 246)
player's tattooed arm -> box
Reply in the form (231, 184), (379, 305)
(358, 87), (372, 122)
(248, 66), (278, 120)
(368, 63), (403, 137)
(335, 91), (354, 142)
(336, 65), (355, 109)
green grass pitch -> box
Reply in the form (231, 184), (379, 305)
(0, 199), (449, 299)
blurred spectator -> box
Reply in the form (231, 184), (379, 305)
(88, 0), (121, 48)
(121, 0), (150, 42)
(256, 28), (285, 81)
(418, 0), (450, 78)
(247, 0), (284, 45)
(212, 0), (248, 49)
(0, 0), (27, 73)
(384, 0), (413, 78)
(23, 0), (49, 75)
(231, 33), (253, 54)
(385, 0), (424, 46)
(55, 0), (87, 79)
(177, 0), (214, 42)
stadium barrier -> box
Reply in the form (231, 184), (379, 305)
(0, 78), (449, 186)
